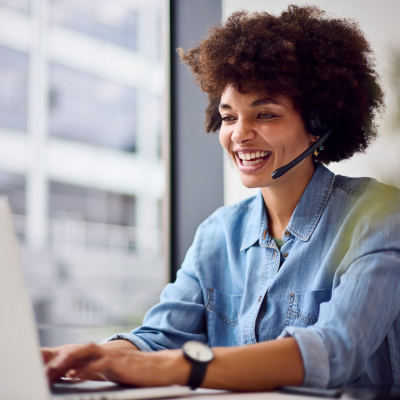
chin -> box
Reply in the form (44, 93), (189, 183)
(239, 177), (272, 189)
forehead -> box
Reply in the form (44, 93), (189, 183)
(219, 86), (293, 110)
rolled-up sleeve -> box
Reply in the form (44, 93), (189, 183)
(281, 249), (400, 388)
(108, 223), (208, 351)
(280, 327), (330, 387)
(108, 332), (153, 351)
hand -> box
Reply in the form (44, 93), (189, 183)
(45, 341), (191, 387)
(42, 344), (83, 365)
(42, 343), (108, 382)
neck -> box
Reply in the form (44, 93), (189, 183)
(261, 161), (316, 239)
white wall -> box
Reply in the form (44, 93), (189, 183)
(223, 0), (400, 205)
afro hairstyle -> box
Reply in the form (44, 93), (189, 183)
(178, 5), (385, 164)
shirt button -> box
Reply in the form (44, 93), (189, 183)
(284, 252), (289, 259)
(284, 230), (290, 237)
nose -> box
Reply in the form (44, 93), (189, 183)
(231, 118), (256, 144)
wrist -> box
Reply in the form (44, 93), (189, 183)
(158, 350), (191, 386)
(182, 341), (214, 389)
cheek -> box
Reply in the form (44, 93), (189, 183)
(269, 127), (312, 156)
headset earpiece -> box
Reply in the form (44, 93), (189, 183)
(307, 110), (332, 137)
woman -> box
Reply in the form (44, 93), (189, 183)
(43, 5), (400, 390)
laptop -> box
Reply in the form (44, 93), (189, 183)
(0, 198), (190, 400)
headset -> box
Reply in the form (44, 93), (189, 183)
(271, 110), (334, 179)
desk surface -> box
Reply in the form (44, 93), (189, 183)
(190, 393), (316, 399)
(179, 386), (395, 400)
(183, 388), (338, 400)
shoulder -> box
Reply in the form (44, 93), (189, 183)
(333, 173), (400, 198)
(332, 173), (400, 209)
(330, 173), (400, 249)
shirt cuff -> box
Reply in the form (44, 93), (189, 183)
(279, 327), (330, 388)
(107, 333), (153, 352)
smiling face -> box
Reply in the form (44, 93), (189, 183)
(219, 86), (318, 189)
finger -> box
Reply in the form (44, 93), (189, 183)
(46, 343), (103, 383)
(41, 348), (54, 364)
(46, 347), (98, 383)
(68, 368), (108, 381)
(71, 359), (109, 381)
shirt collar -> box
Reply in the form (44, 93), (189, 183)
(240, 163), (335, 251)
(240, 190), (266, 251)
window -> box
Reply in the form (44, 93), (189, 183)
(49, 182), (136, 249)
(49, 64), (136, 151)
(0, 46), (28, 131)
(32, 181), (164, 346)
(0, 0), (30, 13)
(51, 0), (137, 50)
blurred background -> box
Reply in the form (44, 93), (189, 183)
(0, 0), (399, 346)
(0, 0), (166, 346)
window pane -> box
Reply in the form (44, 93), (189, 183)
(49, 63), (136, 151)
(0, 46), (28, 131)
(51, 0), (137, 50)
(0, 0), (30, 13)
(0, 171), (26, 240)
(49, 182), (135, 227)
(32, 182), (164, 346)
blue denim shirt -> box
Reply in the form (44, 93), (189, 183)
(110, 164), (400, 388)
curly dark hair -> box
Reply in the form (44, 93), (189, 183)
(178, 5), (385, 164)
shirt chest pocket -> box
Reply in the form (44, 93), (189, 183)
(283, 288), (331, 329)
(205, 287), (242, 347)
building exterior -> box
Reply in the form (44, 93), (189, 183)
(0, 0), (166, 346)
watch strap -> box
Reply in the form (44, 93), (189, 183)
(187, 360), (207, 390)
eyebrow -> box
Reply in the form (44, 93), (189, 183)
(218, 97), (282, 109)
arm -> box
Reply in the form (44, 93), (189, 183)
(285, 250), (400, 388)
(46, 248), (400, 389)
(281, 188), (400, 388)
(108, 223), (209, 352)
(46, 336), (304, 390)
(46, 215), (305, 388)
(204, 337), (304, 390)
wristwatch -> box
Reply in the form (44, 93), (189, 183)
(182, 341), (214, 390)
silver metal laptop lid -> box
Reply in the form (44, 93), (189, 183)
(0, 197), (50, 400)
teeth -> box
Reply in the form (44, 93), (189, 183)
(237, 151), (270, 162)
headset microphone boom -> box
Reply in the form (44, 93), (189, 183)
(271, 110), (333, 179)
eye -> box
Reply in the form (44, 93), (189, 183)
(258, 113), (275, 119)
(221, 116), (236, 122)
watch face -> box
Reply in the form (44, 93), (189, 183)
(183, 341), (213, 363)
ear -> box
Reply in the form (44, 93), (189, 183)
(309, 134), (319, 144)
